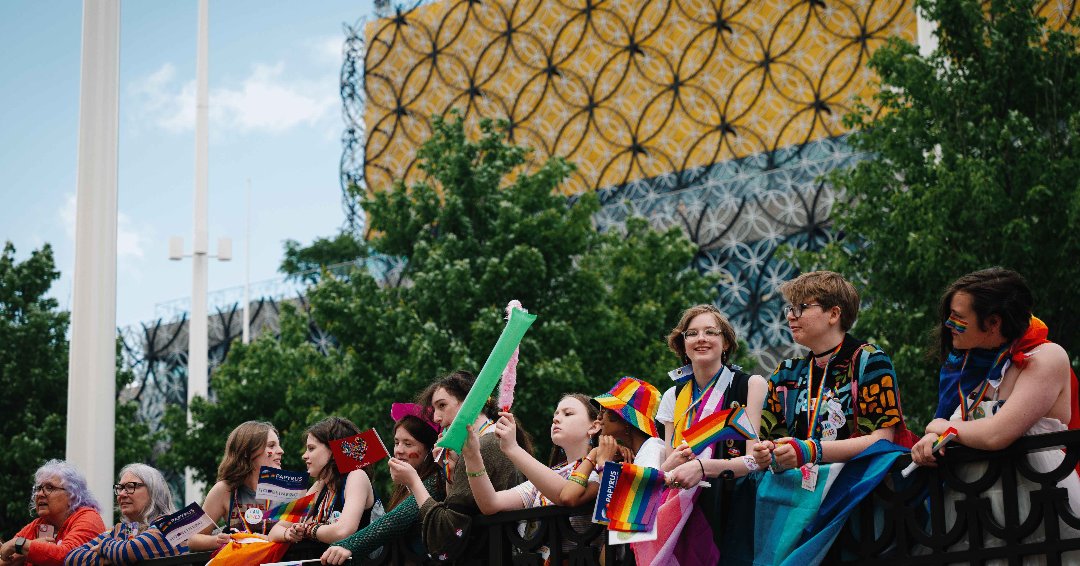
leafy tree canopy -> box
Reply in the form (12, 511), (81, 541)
(0, 242), (154, 532)
(802, 0), (1080, 425)
(167, 113), (718, 489)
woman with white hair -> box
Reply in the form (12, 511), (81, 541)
(0, 459), (105, 566)
(66, 463), (184, 565)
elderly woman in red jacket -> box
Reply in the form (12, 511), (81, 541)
(0, 460), (106, 566)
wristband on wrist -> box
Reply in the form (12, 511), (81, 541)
(582, 456), (597, 469)
(810, 437), (823, 464)
(697, 458), (707, 479)
(568, 474), (588, 487)
(466, 468), (487, 477)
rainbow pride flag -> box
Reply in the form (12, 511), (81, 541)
(264, 492), (316, 523)
(682, 405), (756, 456)
(606, 463), (667, 532)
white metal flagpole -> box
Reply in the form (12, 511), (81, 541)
(67, 0), (120, 525)
(185, 0), (210, 504)
(243, 178), (251, 344)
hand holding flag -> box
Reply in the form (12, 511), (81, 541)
(902, 427), (959, 477)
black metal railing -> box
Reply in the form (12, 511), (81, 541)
(831, 428), (1080, 565)
(139, 429), (1080, 565)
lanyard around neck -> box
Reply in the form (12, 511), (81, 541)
(806, 343), (842, 439)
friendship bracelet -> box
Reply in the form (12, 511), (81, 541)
(697, 458), (707, 479)
(466, 468), (487, 477)
(582, 456), (597, 469)
(742, 455), (759, 472)
(310, 523), (322, 541)
(810, 437), (823, 465)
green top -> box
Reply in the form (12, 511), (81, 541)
(330, 473), (442, 557)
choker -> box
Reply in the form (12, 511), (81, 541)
(812, 343), (843, 359)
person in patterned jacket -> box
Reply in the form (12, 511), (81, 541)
(66, 464), (183, 566)
(752, 271), (907, 472)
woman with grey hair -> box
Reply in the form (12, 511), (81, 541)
(0, 459), (105, 566)
(66, 464), (185, 566)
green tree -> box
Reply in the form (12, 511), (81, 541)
(802, 0), (1080, 426)
(0, 242), (69, 535)
(165, 113), (716, 491)
(0, 242), (159, 532)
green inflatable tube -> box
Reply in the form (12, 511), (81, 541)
(436, 307), (537, 452)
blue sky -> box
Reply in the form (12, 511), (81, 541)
(0, 1), (372, 327)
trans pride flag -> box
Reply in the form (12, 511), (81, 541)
(264, 492), (316, 523)
(606, 463), (668, 532)
(682, 405), (756, 456)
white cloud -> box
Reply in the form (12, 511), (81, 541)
(309, 35), (344, 66)
(129, 59), (338, 135)
(59, 193), (145, 260)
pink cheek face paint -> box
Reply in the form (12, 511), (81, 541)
(945, 314), (968, 334)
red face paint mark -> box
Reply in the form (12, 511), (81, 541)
(408, 451), (420, 460)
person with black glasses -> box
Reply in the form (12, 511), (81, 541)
(66, 464), (184, 566)
(752, 271), (911, 470)
(0, 460), (104, 566)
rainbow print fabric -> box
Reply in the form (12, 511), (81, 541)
(682, 405), (756, 456)
(606, 463), (667, 532)
(264, 492), (316, 523)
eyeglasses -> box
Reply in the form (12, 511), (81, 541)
(113, 482), (147, 495)
(33, 483), (66, 495)
(682, 327), (722, 340)
(782, 303), (824, 319)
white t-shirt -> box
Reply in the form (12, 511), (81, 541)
(657, 386), (677, 426)
(633, 437), (666, 469)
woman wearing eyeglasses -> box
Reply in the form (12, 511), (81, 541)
(0, 460), (105, 566)
(633, 305), (767, 564)
(66, 464), (183, 566)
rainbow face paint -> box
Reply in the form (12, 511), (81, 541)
(945, 314), (968, 334)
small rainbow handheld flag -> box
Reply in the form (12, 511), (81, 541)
(682, 405), (756, 456)
(606, 463), (667, 532)
(933, 427), (959, 452)
(264, 492), (316, 523)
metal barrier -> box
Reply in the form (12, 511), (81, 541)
(138, 429), (1080, 565)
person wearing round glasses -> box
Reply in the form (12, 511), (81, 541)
(66, 464), (184, 566)
(752, 271), (909, 472)
(1, 460), (105, 566)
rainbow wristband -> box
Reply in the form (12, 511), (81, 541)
(783, 439), (816, 468)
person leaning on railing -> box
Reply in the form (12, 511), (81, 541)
(752, 271), (909, 470)
(463, 393), (600, 514)
(321, 406), (445, 565)
(66, 464), (183, 566)
(388, 371), (526, 562)
(187, 420), (285, 551)
(910, 268), (1080, 557)
(0, 459), (106, 566)
(269, 417), (376, 546)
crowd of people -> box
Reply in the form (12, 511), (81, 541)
(1, 267), (1076, 565)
